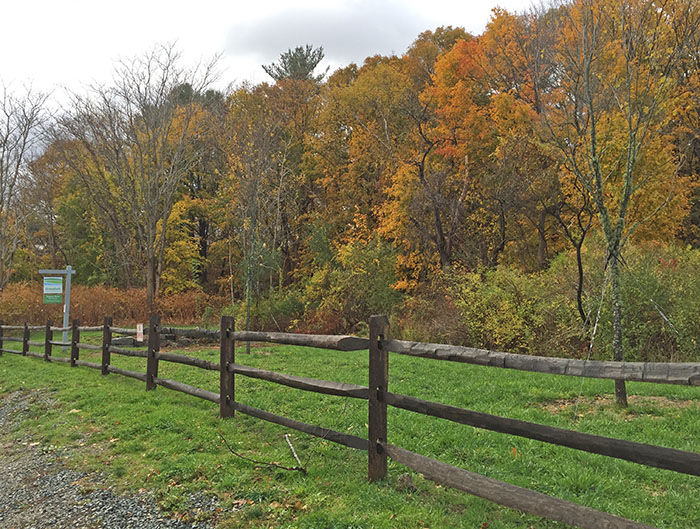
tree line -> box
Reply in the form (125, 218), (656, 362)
(3, 0), (700, 404)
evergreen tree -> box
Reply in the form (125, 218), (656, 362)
(263, 45), (327, 82)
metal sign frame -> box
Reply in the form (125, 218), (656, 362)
(39, 265), (76, 350)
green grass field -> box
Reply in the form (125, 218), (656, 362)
(0, 330), (698, 528)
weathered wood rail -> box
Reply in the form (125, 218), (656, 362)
(1, 315), (698, 529)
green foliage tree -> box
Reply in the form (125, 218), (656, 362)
(0, 85), (46, 289)
(263, 45), (328, 82)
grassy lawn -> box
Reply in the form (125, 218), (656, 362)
(0, 329), (698, 528)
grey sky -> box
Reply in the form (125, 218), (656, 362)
(1, 0), (534, 98)
(227, 1), (430, 65)
(226, 0), (535, 82)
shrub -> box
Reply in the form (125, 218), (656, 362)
(0, 283), (227, 326)
(442, 239), (700, 361)
(301, 237), (403, 334)
(392, 278), (466, 345)
(593, 242), (700, 362)
(446, 264), (581, 356)
(230, 289), (305, 332)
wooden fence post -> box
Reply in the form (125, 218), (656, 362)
(220, 316), (235, 418)
(0, 320), (3, 356)
(102, 316), (112, 376)
(44, 320), (53, 362)
(22, 322), (29, 356)
(146, 314), (161, 390)
(70, 319), (80, 367)
(368, 314), (390, 482)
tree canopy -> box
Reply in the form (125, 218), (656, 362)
(263, 44), (327, 82)
(6, 2), (700, 375)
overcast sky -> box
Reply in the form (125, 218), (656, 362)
(1, 0), (534, 98)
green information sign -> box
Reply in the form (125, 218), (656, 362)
(43, 277), (63, 304)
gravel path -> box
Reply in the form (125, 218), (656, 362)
(0, 391), (220, 529)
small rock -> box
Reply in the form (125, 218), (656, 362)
(396, 473), (416, 492)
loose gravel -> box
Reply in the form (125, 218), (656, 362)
(0, 391), (221, 529)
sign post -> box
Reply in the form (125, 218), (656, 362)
(39, 265), (76, 350)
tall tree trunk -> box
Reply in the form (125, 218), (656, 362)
(198, 218), (209, 284)
(49, 221), (59, 268)
(536, 210), (548, 270)
(146, 254), (155, 314)
(574, 241), (587, 326)
(245, 227), (256, 354)
(609, 253), (628, 407)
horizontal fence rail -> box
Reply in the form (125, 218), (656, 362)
(108, 346), (148, 357)
(109, 326), (138, 335)
(77, 343), (102, 351)
(384, 391), (700, 476)
(75, 359), (102, 370)
(1, 315), (699, 529)
(154, 377), (220, 403)
(156, 351), (219, 371)
(77, 326), (103, 332)
(106, 365), (147, 381)
(228, 363), (369, 399)
(233, 401), (369, 451)
(384, 339), (700, 386)
(382, 443), (655, 529)
(232, 331), (368, 351)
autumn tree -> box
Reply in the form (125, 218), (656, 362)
(394, 28), (478, 273)
(423, 36), (511, 273)
(54, 45), (217, 310)
(218, 84), (288, 342)
(174, 89), (228, 288)
(311, 30), (472, 291)
(0, 85), (47, 289)
(25, 143), (69, 270)
(540, 0), (700, 405)
(472, 6), (595, 323)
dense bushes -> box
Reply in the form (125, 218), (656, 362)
(301, 237), (402, 334)
(4, 240), (700, 362)
(446, 264), (581, 357)
(0, 283), (228, 326)
(433, 241), (700, 362)
(227, 236), (402, 335)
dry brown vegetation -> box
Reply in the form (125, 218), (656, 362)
(0, 283), (227, 325)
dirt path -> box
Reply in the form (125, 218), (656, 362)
(0, 391), (218, 529)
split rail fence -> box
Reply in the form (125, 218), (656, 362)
(1, 314), (699, 529)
